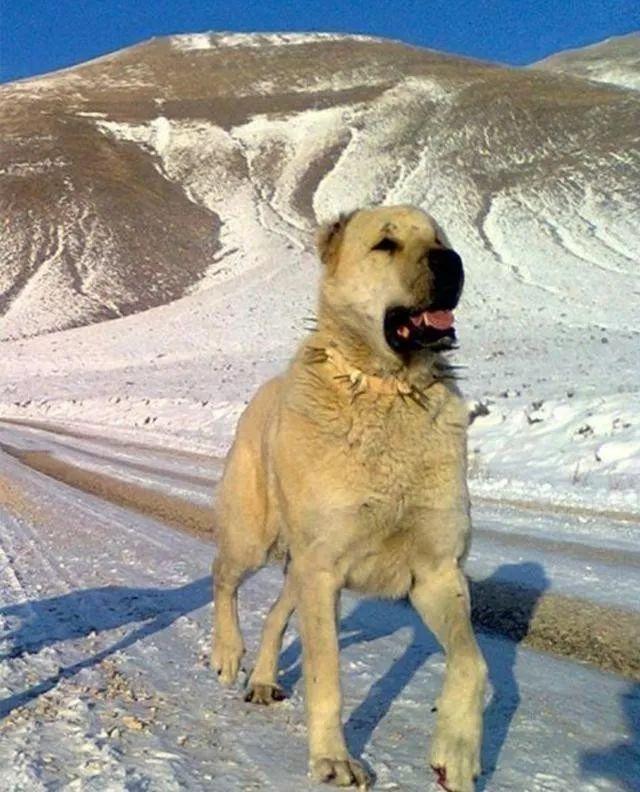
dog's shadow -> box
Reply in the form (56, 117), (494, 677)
(4, 562), (635, 788)
(279, 561), (549, 787)
(0, 577), (211, 718)
(280, 595), (437, 758)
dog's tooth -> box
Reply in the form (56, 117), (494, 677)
(422, 311), (431, 326)
(397, 325), (410, 339)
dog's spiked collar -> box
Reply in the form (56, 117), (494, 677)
(326, 346), (413, 396)
(305, 344), (443, 410)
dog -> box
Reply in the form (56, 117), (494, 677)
(211, 205), (486, 792)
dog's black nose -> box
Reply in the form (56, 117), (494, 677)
(428, 248), (464, 309)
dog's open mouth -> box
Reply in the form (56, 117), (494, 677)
(384, 305), (457, 354)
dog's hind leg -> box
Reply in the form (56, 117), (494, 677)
(211, 377), (283, 686)
(245, 570), (296, 704)
(410, 560), (487, 792)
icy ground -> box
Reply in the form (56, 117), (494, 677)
(1, 420), (639, 791)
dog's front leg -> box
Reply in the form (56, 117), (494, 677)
(410, 560), (487, 792)
(291, 559), (370, 789)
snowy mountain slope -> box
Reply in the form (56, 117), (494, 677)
(1, 426), (639, 792)
(1, 32), (639, 344)
(532, 33), (640, 91)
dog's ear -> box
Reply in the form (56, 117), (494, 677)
(316, 212), (354, 270)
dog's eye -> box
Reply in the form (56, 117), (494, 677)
(372, 237), (400, 253)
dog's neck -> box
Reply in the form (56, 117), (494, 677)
(313, 309), (404, 377)
(303, 327), (446, 405)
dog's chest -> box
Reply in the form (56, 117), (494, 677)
(342, 396), (464, 499)
(341, 420), (468, 597)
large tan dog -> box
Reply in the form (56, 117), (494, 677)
(211, 205), (487, 792)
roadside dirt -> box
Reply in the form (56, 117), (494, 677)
(0, 443), (217, 541)
(471, 579), (640, 679)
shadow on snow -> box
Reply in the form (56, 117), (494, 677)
(2, 562), (635, 789)
(580, 682), (640, 792)
(0, 577), (211, 718)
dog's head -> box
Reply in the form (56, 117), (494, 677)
(317, 205), (464, 364)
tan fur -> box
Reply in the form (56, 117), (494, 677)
(211, 205), (486, 791)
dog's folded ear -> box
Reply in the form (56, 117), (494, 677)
(316, 211), (354, 270)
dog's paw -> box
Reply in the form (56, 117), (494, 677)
(211, 641), (244, 686)
(310, 756), (370, 789)
(430, 725), (480, 792)
(244, 682), (287, 705)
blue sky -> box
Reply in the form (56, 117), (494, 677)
(1, 0), (638, 83)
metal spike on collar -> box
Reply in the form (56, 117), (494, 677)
(407, 391), (429, 412)
(305, 348), (329, 365)
(407, 386), (431, 412)
(308, 344), (444, 405)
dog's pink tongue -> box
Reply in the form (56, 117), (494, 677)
(423, 310), (454, 330)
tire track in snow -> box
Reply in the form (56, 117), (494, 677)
(0, 443), (216, 541)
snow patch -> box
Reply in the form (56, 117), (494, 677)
(170, 32), (381, 51)
(170, 33), (213, 51)
(469, 393), (640, 513)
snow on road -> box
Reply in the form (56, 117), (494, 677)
(1, 422), (639, 791)
(469, 501), (640, 612)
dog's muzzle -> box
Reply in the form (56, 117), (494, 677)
(383, 247), (464, 355)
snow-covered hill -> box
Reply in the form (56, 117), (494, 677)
(1, 32), (639, 342)
(532, 33), (640, 91)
